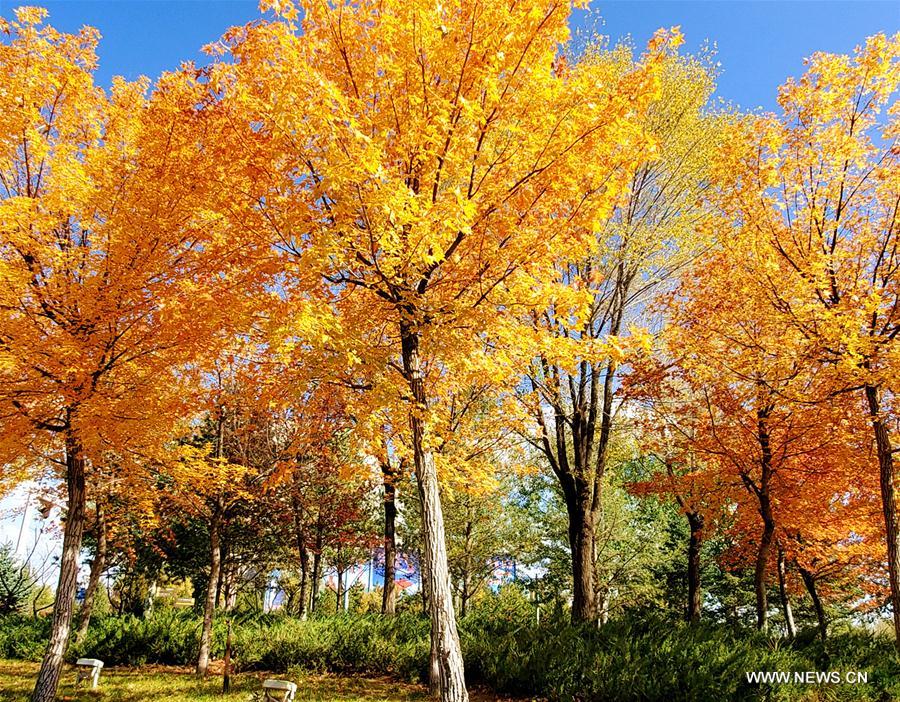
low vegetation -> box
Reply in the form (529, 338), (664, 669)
(1, 604), (899, 702)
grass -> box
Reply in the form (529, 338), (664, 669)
(0, 660), (422, 701)
(0, 661), (516, 702)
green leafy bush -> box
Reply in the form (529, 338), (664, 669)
(0, 615), (48, 660)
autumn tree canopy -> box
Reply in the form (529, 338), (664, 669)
(0, 4), (897, 702)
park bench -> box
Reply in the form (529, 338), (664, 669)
(262, 679), (297, 701)
(74, 658), (104, 689)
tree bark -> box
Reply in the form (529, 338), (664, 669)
(31, 430), (87, 702)
(460, 517), (472, 619)
(686, 511), (703, 624)
(310, 519), (323, 613)
(866, 383), (900, 645)
(418, 544), (440, 697)
(336, 557), (344, 613)
(799, 566), (827, 642)
(753, 508), (775, 632)
(196, 502), (222, 677)
(776, 547), (796, 639)
(597, 588), (610, 626)
(563, 486), (597, 623)
(750, 405), (776, 632)
(401, 324), (468, 702)
(293, 495), (310, 620)
(382, 460), (398, 616)
(75, 503), (107, 643)
(214, 540), (226, 609)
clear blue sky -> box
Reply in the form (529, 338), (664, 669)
(0, 1), (897, 110)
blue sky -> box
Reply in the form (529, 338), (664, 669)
(1, 1), (897, 112)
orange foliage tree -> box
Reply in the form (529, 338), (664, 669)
(0, 10), (264, 701)
(707, 34), (900, 641)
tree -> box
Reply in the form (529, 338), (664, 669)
(0, 11), (261, 701)
(206, 2), (674, 697)
(707, 34), (900, 640)
(0, 544), (35, 615)
(522, 45), (721, 623)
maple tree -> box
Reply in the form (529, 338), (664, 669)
(2, 1), (898, 692)
(200, 0), (678, 696)
(0, 10), (265, 700)
(706, 34), (900, 640)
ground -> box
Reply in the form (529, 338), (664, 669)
(0, 661), (518, 702)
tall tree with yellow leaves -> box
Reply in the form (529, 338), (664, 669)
(0, 11), (264, 701)
(204, 1), (674, 696)
(523, 46), (722, 623)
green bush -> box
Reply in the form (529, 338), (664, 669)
(69, 609), (211, 666)
(233, 613), (429, 682)
(0, 615), (48, 660)
(0, 601), (898, 701)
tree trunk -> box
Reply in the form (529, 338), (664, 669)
(686, 511), (703, 624)
(31, 430), (87, 702)
(751, 405), (776, 633)
(776, 548), (796, 639)
(401, 324), (468, 702)
(196, 503), (222, 677)
(310, 521), (323, 613)
(799, 566), (827, 642)
(418, 544), (440, 697)
(866, 383), (900, 645)
(214, 540), (226, 609)
(75, 502), (107, 642)
(460, 518), (472, 619)
(597, 588), (610, 626)
(564, 488), (597, 623)
(293, 496), (310, 620)
(382, 461), (398, 616)
(336, 560), (344, 613)
(754, 510), (774, 632)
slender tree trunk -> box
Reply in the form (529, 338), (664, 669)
(75, 503), (107, 642)
(866, 384), (900, 645)
(460, 518), (472, 619)
(799, 567), (827, 642)
(214, 540), (226, 609)
(31, 430), (87, 702)
(196, 502), (222, 677)
(460, 579), (469, 619)
(401, 324), (468, 702)
(418, 545), (440, 697)
(751, 405), (776, 633)
(597, 588), (610, 626)
(382, 461), (398, 616)
(686, 511), (703, 624)
(293, 496), (310, 620)
(222, 619), (232, 693)
(336, 559), (344, 613)
(754, 509), (774, 632)
(776, 548), (796, 639)
(310, 520), (323, 613)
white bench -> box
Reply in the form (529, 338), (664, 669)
(262, 679), (297, 701)
(75, 658), (104, 689)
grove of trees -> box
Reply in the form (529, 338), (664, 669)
(0, 3), (897, 702)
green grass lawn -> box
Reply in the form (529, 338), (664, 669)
(0, 660), (460, 702)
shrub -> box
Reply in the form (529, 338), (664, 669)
(0, 602), (898, 701)
(0, 615), (48, 660)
